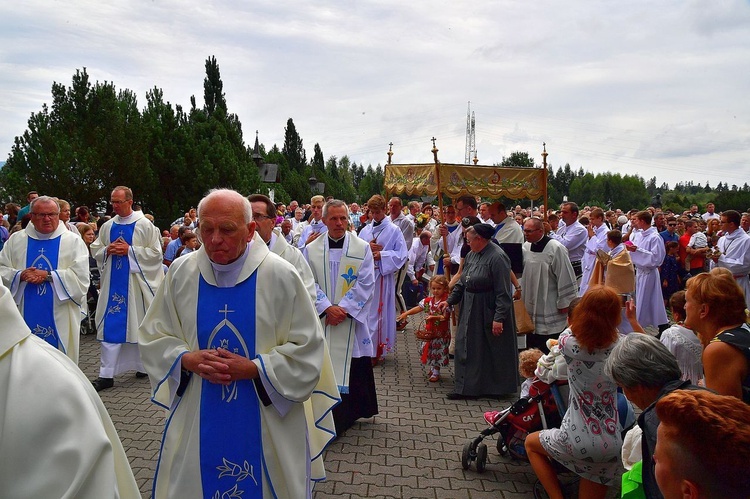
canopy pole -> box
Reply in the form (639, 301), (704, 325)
(432, 137), (451, 280)
(541, 142), (549, 221)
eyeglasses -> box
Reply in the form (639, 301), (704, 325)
(253, 214), (272, 220)
(668, 223), (677, 226)
(31, 212), (59, 219)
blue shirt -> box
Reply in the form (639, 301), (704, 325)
(659, 229), (679, 243)
(164, 238), (181, 262)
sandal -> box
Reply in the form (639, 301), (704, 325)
(428, 371), (440, 382)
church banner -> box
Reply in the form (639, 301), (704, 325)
(384, 163), (546, 200)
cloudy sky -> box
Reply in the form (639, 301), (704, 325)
(2, 1), (749, 188)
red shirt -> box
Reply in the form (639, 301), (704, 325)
(679, 232), (705, 270)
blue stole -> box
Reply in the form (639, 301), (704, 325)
(102, 222), (135, 343)
(197, 273), (264, 498)
(436, 224), (460, 275)
(25, 237), (62, 350)
(493, 222), (505, 236)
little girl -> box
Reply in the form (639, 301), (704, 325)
(397, 275), (451, 382)
(519, 348), (544, 397)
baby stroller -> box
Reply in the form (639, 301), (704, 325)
(461, 378), (567, 472)
(80, 256), (100, 335)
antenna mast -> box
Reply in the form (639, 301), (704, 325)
(464, 102), (476, 164)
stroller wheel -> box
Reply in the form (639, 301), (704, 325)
(475, 444), (488, 473)
(496, 437), (508, 456)
(461, 441), (473, 470)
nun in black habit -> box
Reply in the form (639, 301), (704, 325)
(442, 223), (519, 399)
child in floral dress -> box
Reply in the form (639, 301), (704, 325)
(398, 275), (451, 382)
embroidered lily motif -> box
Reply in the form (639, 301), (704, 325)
(341, 267), (357, 285)
(217, 457), (257, 485)
(33, 324), (54, 338)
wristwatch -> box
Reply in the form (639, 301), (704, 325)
(45, 272), (53, 283)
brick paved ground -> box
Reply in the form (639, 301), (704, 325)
(79, 324), (622, 498)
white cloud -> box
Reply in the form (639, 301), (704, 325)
(1, 0), (749, 188)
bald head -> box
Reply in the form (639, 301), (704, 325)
(197, 189), (255, 264)
(198, 189), (252, 224)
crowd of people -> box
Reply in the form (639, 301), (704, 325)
(1, 188), (749, 498)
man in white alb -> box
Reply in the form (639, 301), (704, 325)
(139, 189), (338, 498)
(90, 186), (164, 391)
(0, 196), (89, 363)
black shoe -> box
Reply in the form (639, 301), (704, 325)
(135, 371), (148, 378)
(446, 392), (478, 400)
(92, 377), (114, 392)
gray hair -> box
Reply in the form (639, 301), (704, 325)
(323, 199), (349, 218)
(30, 196), (60, 213)
(603, 334), (681, 389)
(197, 189), (253, 223)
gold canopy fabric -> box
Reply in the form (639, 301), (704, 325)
(384, 163), (546, 200)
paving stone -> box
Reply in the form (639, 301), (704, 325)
(76, 313), (625, 498)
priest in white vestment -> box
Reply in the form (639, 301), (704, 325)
(248, 193), (339, 482)
(304, 200), (378, 434)
(579, 209), (609, 296)
(713, 210), (750, 309)
(550, 202), (588, 281)
(0, 196), (89, 363)
(90, 186), (164, 391)
(627, 211), (668, 332)
(139, 189), (338, 499)
(489, 201), (525, 276)
(358, 194), (408, 361)
(521, 218), (578, 351)
(297, 195), (327, 248)
(0, 283), (140, 498)
(431, 204), (462, 276)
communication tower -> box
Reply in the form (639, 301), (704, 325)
(464, 102), (476, 165)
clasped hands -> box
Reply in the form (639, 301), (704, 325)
(20, 267), (49, 284)
(324, 305), (348, 326)
(181, 348), (258, 385)
(107, 238), (130, 256)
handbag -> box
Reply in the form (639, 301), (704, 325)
(514, 299), (535, 335)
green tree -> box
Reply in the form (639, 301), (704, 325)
(0, 68), (149, 211)
(499, 151), (535, 168)
(283, 118), (306, 173)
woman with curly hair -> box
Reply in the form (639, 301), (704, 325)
(525, 285), (622, 499)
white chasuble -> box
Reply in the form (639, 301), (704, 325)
(139, 244), (339, 498)
(0, 285), (140, 498)
(305, 234), (375, 392)
(91, 211), (163, 344)
(0, 223), (89, 363)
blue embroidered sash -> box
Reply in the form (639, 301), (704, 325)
(25, 237), (61, 350)
(102, 222), (135, 343)
(198, 273), (264, 498)
(436, 224), (460, 275)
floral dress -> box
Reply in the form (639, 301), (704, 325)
(539, 331), (622, 485)
(418, 295), (451, 368)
